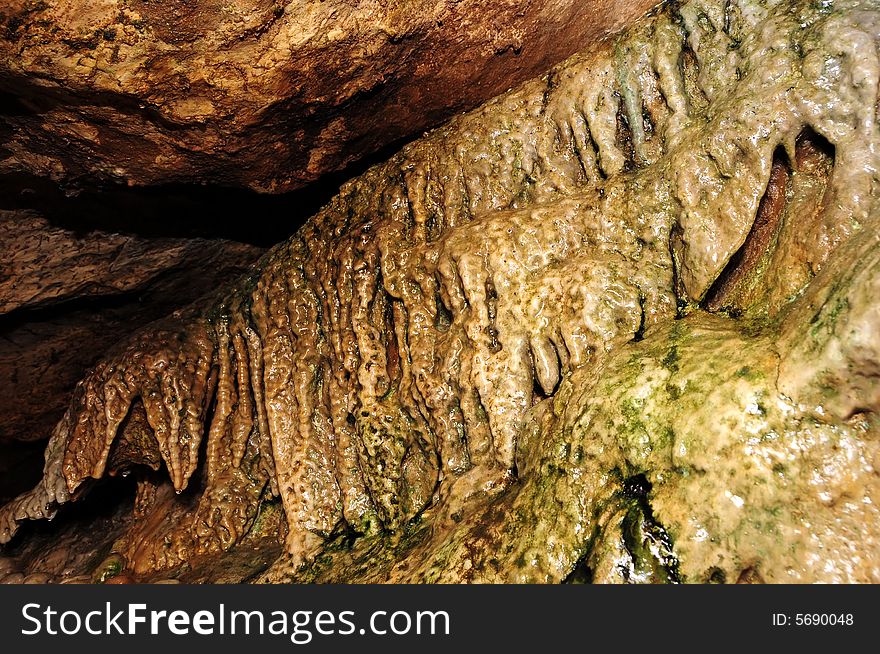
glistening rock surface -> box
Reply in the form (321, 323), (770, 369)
(2, 0), (880, 584)
(0, 0), (658, 192)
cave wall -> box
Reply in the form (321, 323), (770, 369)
(0, 0), (658, 448)
(1, 0), (658, 192)
(2, 0), (879, 585)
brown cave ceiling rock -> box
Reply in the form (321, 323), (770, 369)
(0, 0), (659, 193)
(3, 0), (880, 585)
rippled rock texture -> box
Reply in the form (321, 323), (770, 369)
(2, 0), (880, 583)
(0, 0), (656, 192)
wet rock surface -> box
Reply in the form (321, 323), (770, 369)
(2, 0), (880, 584)
(0, 0), (657, 192)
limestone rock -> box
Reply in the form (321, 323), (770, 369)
(3, 0), (880, 585)
(0, 208), (262, 444)
(0, 0), (657, 192)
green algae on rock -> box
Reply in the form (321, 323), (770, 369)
(2, 0), (880, 583)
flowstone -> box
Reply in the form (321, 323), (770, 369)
(2, 0), (879, 583)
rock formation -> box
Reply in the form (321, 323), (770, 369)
(2, 0), (880, 583)
(0, 0), (658, 453)
(0, 207), (263, 446)
(0, 0), (657, 192)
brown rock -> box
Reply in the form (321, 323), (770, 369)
(103, 575), (133, 584)
(4, 0), (879, 585)
(0, 208), (263, 444)
(0, 0), (658, 193)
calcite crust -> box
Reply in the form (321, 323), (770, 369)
(2, 0), (880, 583)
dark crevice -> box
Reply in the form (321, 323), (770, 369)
(619, 473), (682, 584)
(532, 376), (549, 402)
(668, 222), (689, 315)
(0, 129), (416, 248)
(614, 91), (636, 172)
(530, 338), (562, 402)
(702, 128), (835, 314)
(633, 292), (647, 341)
(678, 39), (709, 115)
(0, 439), (46, 506)
(570, 123), (591, 182)
(641, 101), (656, 138)
(736, 566), (765, 583)
(485, 279), (501, 353)
(794, 126), (835, 176)
(707, 566), (727, 583)
(2, 170), (337, 247)
(0, 474), (138, 555)
(434, 289), (453, 332)
(562, 554), (594, 583)
(382, 294), (402, 396)
(580, 109), (608, 180)
(622, 472), (652, 500)
(106, 399), (163, 477)
(702, 145), (792, 313)
(0, 290), (139, 332)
